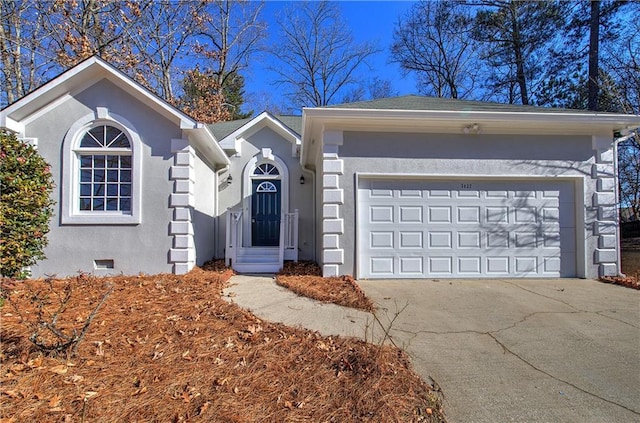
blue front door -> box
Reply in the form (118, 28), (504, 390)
(251, 180), (281, 246)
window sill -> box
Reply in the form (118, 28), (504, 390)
(61, 213), (140, 225)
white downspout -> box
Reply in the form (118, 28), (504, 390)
(215, 164), (230, 259)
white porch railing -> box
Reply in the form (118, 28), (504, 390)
(225, 208), (243, 267)
(225, 208), (299, 270)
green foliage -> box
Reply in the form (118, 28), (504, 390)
(0, 131), (55, 278)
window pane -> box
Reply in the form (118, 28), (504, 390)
(80, 131), (101, 148)
(120, 198), (131, 211)
(107, 170), (118, 182)
(80, 169), (92, 182)
(80, 198), (91, 210)
(94, 170), (105, 182)
(93, 183), (105, 196)
(80, 184), (92, 196)
(120, 156), (131, 169)
(89, 126), (105, 144)
(108, 130), (130, 148)
(80, 156), (92, 168)
(106, 155), (119, 168)
(120, 184), (131, 196)
(106, 198), (118, 211)
(94, 155), (105, 168)
(107, 184), (118, 196)
(92, 198), (104, 210)
(120, 170), (131, 182)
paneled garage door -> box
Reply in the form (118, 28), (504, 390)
(358, 179), (576, 278)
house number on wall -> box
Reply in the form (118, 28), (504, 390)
(461, 183), (472, 189)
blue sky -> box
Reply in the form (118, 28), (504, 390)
(243, 1), (418, 113)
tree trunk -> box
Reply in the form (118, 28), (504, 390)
(588, 0), (600, 111)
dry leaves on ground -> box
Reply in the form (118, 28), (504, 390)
(0, 261), (444, 422)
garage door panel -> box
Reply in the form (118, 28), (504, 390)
(359, 179), (576, 279)
(400, 231), (423, 248)
(428, 207), (452, 223)
(429, 232), (452, 248)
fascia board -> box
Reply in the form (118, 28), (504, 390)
(304, 108), (640, 137)
(185, 126), (230, 168)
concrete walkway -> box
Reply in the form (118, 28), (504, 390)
(224, 275), (640, 423)
(223, 274), (377, 340)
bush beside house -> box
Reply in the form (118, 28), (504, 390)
(0, 131), (55, 278)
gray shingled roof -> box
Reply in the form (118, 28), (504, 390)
(325, 95), (595, 114)
(208, 114), (302, 140)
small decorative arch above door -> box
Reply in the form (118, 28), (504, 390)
(255, 181), (278, 192)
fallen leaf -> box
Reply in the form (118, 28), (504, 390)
(2, 390), (21, 399)
(64, 374), (84, 385)
(9, 364), (25, 373)
(84, 391), (99, 400)
(49, 365), (68, 375)
(132, 386), (147, 396)
(49, 395), (62, 407)
(198, 401), (211, 414)
(27, 356), (43, 368)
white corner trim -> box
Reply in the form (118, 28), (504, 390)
(169, 141), (196, 274)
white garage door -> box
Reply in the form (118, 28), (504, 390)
(358, 179), (576, 279)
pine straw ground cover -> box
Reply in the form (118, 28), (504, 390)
(276, 261), (375, 312)
(600, 240), (640, 290)
(0, 262), (445, 422)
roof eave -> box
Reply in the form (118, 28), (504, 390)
(185, 125), (230, 168)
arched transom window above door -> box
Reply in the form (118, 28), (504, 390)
(255, 181), (278, 192)
(253, 163), (279, 178)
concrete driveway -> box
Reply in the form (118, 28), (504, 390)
(358, 278), (640, 423)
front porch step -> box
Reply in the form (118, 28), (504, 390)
(232, 247), (282, 273)
(232, 262), (282, 273)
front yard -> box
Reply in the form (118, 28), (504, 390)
(0, 263), (445, 422)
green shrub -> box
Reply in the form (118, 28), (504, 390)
(0, 130), (55, 278)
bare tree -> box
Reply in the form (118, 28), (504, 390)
(471, 0), (564, 105)
(390, 0), (478, 99)
(195, 0), (265, 90)
(0, 0), (53, 105)
(128, 0), (208, 102)
(270, 1), (378, 107)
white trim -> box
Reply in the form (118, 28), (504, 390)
(241, 153), (289, 247)
(354, 172), (585, 279)
(61, 110), (142, 225)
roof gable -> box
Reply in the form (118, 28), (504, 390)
(1, 56), (199, 133)
(212, 112), (301, 155)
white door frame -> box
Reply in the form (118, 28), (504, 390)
(242, 149), (289, 247)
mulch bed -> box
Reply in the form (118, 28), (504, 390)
(276, 261), (375, 312)
(0, 261), (444, 422)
